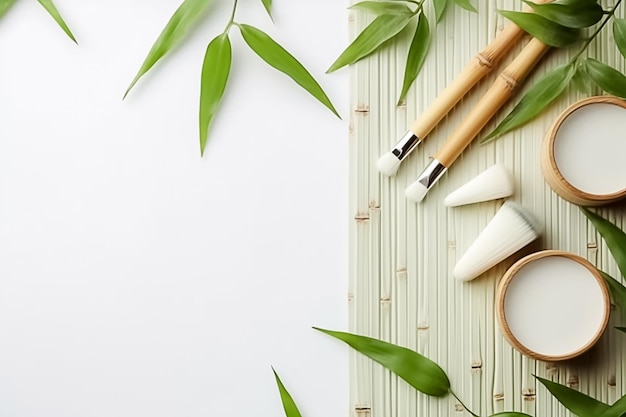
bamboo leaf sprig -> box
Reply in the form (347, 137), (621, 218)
(125, 0), (340, 155)
(0, 0), (76, 42)
(329, 0), (476, 104)
(484, 0), (626, 142)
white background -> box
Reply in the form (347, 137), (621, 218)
(0, 1), (349, 416)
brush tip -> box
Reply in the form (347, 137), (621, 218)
(453, 201), (542, 281)
(444, 163), (514, 207)
(405, 181), (429, 203)
(376, 152), (402, 177)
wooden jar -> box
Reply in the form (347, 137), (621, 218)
(496, 250), (610, 361)
(541, 96), (626, 206)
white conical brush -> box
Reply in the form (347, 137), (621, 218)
(453, 201), (542, 281)
(444, 164), (514, 207)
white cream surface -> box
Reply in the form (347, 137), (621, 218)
(503, 256), (606, 357)
(554, 102), (626, 195)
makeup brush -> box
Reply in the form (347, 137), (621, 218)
(405, 37), (551, 203)
(377, 0), (551, 177)
(453, 201), (542, 282)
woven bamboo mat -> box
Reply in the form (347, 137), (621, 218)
(348, 1), (626, 416)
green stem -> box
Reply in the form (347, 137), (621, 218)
(450, 389), (480, 417)
(572, 0), (623, 62)
(223, 0), (239, 34)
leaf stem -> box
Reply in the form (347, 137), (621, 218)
(223, 0), (239, 34)
(571, 0), (623, 62)
(449, 389), (480, 417)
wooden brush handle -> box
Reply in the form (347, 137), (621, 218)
(409, 0), (551, 140)
(434, 37), (550, 166)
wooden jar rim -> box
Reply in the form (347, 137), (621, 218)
(541, 95), (626, 206)
(495, 250), (610, 362)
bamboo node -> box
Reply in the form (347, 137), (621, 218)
(355, 405), (371, 415)
(354, 105), (370, 114)
(471, 360), (482, 369)
(493, 392), (505, 401)
(476, 52), (494, 69)
(354, 212), (369, 223)
(448, 240), (456, 248)
(567, 376), (579, 387)
(368, 200), (380, 209)
(454, 403), (464, 412)
(380, 296), (391, 304)
(499, 73), (519, 90)
(608, 375), (617, 386)
(522, 389), (536, 401)
(417, 323), (429, 331)
(347, 292), (354, 301)
(587, 242), (598, 249)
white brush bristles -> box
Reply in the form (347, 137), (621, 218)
(377, 152), (402, 177)
(444, 164), (514, 207)
(453, 201), (542, 281)
(405, 181), (429, 203)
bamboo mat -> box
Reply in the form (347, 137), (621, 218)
(347, 1), (626, 416)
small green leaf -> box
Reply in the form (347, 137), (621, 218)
(572, 64), (594, 94)
(327, 13), (413, 72)
(0, 0), (17, 20)
(433, 0), (450, 22)
(272, 368), (303, 417)
(349, 1), (414, 16)
(521, 0), (603, 29)
(581, 207), (626, 278)
(585, 58), (626, 98)
(598, 394), (626, 417)
(616, 327), (626, 333)
(599, 271), (626, 312)
(314, 327), (450, 396)
(454, 0), (477, 13)
(199, 34), (231, 155)
(238, 24), (340, 118)
(535, 376), (610, 417)
(614, 19), (626, 60)
(124, 0), (211, 98)
(489, 413), (533, 417)
(482, 63), (574, 142)
(36, 0), (77, 43)
(498, 10), (579, 47)
(261, 0), (273, 19)
(398, 14), (430, 103)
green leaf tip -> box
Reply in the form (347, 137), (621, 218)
(261, 0), (273, 21)
(0, 0), (17, 21)
(272, 368), (304, 417)
(36, 0), (77, 43)
(124, 0), (212, 98)
(327, 13), (413, 73)
(585, 58), (626, 99)
(521, 0), (602, 29)
(482, 63), (574, 142)
(199, 34), (232, 156)
(454, 0), (477, 13)
(534, 375), (610, 416)
(313, 327), (450, 397)
(398, 13), (430, 104)
(498, 9), (579, 47)
(238, 24), (341, 119)
(581, 207), (626, 279)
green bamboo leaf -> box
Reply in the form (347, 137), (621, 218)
(614, 19), (626, 59)
(237, 24), (340, 118)
(521, 0), (603, 29)
(617, 327), (626, 333)
(398, 14), (430, 103)
(489, 413), (533, 417)
(433, 0), (450, 22)
(572, 64), (594, 94)
(36, 0), (77, 43)
(0, 0), (16, 20)
(349, 1), (414, 16)
(261, 0), (272, 20)
(598, 395), (626, 417)
(327, 13), (413, 73)
(314, 327), (450, 396)
(124, 0), (211, 98)
(454, 0), (477, 13)
(272, 368), (303, 417)
(199, 34), (231, 155)
(482, 63), (574, 142)
(585, 58), (626, 98)
(581, 207), (626, 278)
(599, 270), (626, 312)
(535, 376), (610, 417)
(498, 10), (579, 47)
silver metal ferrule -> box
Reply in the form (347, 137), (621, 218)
(417, 158), (447, 190)
(392, 131), (422, 160)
